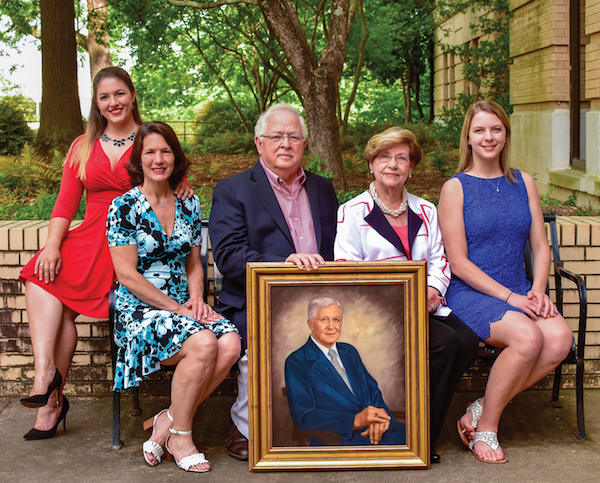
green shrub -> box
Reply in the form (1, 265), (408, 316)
(0, 144), (63, 195)
(193, 101), (257, 154)
(0, 191), (86, 220)
(0, 94), (35, 155)
(194, 131), (254, 154)
(0, 145), (86, 220)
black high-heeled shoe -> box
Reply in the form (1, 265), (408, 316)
(23, 396), (69, 441)
(20, 368), (62, 408)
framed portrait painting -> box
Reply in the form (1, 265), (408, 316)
(246, 261), (429, 471)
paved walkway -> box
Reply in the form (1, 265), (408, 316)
(1, 390), (598, 483)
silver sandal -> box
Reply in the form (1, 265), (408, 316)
(469, 431), (508, 464)
(457, 397), (483, 447)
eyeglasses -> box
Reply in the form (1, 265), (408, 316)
(376, 153), (411, 165)
(261, 134), (304, 145)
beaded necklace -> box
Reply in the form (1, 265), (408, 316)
(369, 181), (408, 217)
(101, 131), (136, 147)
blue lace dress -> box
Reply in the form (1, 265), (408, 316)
(445, 170), (532, 340)
(106, 187), (239, 391)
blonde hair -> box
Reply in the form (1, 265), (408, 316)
(457, 100), (516, 182)
(69, 67), (142, 180)
(364, 127), (422, 167)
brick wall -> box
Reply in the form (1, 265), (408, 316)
(2, 218), (599, 397)
(0, 220), (234, 398)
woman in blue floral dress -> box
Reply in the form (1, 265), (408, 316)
(106, 122), (240, 473)
(438, 101), (572, 464)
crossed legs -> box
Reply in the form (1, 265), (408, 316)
(460, 310), (572, 461)
(145, 331), (240, 470)
(25, 282), (77, 431)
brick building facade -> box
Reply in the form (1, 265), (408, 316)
(435, 0), (600, 208)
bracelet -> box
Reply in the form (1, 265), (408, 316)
(505, 290), (513, 302)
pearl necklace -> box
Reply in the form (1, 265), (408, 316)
(101, 131), (136, 147)
(369, 181), (408, 217)
(470, 170), (502, 192)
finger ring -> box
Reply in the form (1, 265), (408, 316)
(429, 303), (436, 310)
(39, 264), (44, 267)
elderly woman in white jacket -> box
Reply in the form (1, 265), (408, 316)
(334, 127), (479, 463)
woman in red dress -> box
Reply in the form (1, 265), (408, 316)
(18, 67), (191, 439)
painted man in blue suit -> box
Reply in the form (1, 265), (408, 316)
(285, 297), (406, 446)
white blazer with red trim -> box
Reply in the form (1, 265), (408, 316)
(334, 190), (451, 315)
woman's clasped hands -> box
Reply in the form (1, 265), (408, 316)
(505, 289), (558, 320)
(183, 298), (224, 322)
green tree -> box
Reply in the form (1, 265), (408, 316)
(170, 0), (354, 190)
(352, 0), (434, 124)
(436, 0), (511, 145)
(110, 1), (285, 131)
(0, 90), (35, 155)
(1, 1), (112, 80)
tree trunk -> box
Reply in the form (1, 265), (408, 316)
(341, 0), (368, 136)
(414, 69), (424, 122)
(36, 0), (84, 154)
(304, 68), (346, 190)
(86, 0), (113, 79)
(257, 0), (348, 191)
(400, 68), (413, 125)
(428, 38), (434, 124)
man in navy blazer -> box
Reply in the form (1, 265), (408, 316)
(285, 297), (406, 446)
(209, 104), (338, 459)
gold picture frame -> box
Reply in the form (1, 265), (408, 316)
(247, 261), (429, 471)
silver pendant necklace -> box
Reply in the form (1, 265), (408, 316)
(101, 131), (136, 147)
(471, 170), (502, 192)
(369, 181), (408, 217)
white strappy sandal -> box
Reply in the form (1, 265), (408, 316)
(457, 397), (483, 447)
(469, 431), (508, 464)
(142, 408), (169, 466)
(164, 409), (210, 473)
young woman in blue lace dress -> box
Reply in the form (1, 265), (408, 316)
(106, 122), (240, 472)
(438, 100), (572, 464)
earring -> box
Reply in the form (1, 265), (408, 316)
(369, 169), (373, 174)
(409, 173), (412, 178)
(99, 108), (105, 120)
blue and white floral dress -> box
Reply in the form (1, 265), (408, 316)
(106, 187), (238, 391)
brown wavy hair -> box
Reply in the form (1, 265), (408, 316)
(126, 122), (189, 188)
(69, 67), (143, 180)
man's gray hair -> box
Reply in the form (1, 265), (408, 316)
(254, 103), (308, 139)
(307, 297), (343, 321)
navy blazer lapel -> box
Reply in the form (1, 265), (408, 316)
(364, 203), (408, 257)
(249, 161), (293, 245)
(305, 339), (356, 401)
(337, 344), (365, 402)
(407, 207), (423, 251)
(364, 203), (424, 259)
